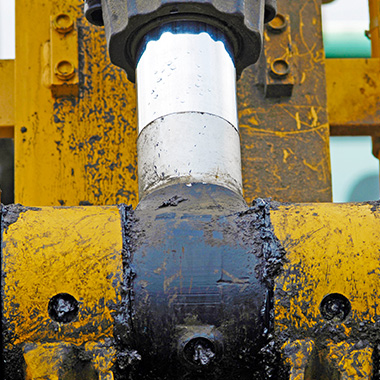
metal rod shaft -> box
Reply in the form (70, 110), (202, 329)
(135, 22), (242, 198)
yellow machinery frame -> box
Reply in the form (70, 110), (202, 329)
(1, 0), (380, 379)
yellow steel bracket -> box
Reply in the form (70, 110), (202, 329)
(261, 13), (294, 98)
(13, 0), (138, 207)
(43, 13), (79, 98)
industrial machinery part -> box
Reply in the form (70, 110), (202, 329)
(2, 0), (380, 379)
(9, 0), (333, 207)
(3, 198), (380, 379)
(238, 0), (332, 203)
(2, 1), (280, 378)
(136, 22), (242, 197)
(89, 0), (276, 82)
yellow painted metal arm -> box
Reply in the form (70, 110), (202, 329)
(272, 202), (380, 378)
(326, 58), (380, 136)
(2, 205), (124, 379)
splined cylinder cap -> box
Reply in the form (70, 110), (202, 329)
(99, 0), (276, 82)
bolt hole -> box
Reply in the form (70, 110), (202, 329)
(320, 293), (351, 322)
(48, 293), (79, 323)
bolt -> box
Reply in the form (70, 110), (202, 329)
(320, 293), (351, 322)
(270, 59), (290, 79)
(184, 337), (216, 367)
(178, 326), (223, 370)
(194, 343), (215, 365)
(54, 60), (75, 81)
(267, 13), (288, 33)
(53, 14), (74, 34)
(48, 293), (79, 323)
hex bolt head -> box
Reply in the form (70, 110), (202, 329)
(54, 60), (75, 81)
(320, 293), (351, 322)
(48, 293), (79, 323)
(53, 14), (74, 34)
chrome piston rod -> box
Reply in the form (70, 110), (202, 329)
(136, 22), (242, 198)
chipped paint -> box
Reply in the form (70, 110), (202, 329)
(326, 341), (373, 379)
(14, 0), (138, 207)
(2, 206), (123, 348)
(282, 339), (314, 380)
(271, 201), (380, 379)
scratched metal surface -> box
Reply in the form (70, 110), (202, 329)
(237, 0), (332, 203)
(14, 0), (138, 207)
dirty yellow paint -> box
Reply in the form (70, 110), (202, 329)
(295, 112), (301, 130)
(326, 341), (373, 379)
(85, 340), (117, 380)
(272, 202), (380, 335)
(23, 340), (117, 380)
(24, 342), (74, 380)
(282, 339), (314, 380)
(2, 206), (123, 346)
(15, 0), (138, 207)
(309, 107), (318, 128)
